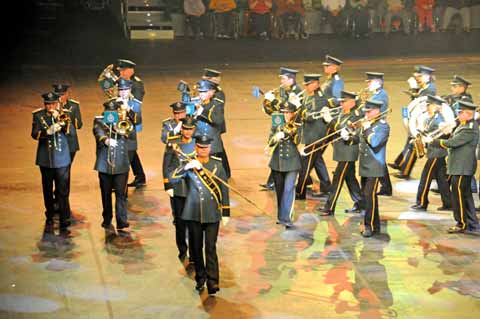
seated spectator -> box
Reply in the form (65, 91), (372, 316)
(368, 0), (386, 31)
(249, 0), (273, 39)
(384, 0), (412, 35)
(184, 0), (209, 39)
(415, 0), (435, 32)
(210, 0), (237, 39)
(441, 0), (473, 32)
(348, 0), (370, 38)
(321, 0), (347, 34)
(274, 0), (305, 39)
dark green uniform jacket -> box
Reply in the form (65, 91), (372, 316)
(300, 89), (329, 145)
(63, 99), (82, 152)
(268, 121), (302, 172)
(332, 107), (363, 162)
(163, 137), (196, 197)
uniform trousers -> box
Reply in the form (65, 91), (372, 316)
(169, 196), (193, 259)
(187, 221), (220, 286)
(361, 177), (381, 232)
(416, 157), (451, 208)
(450, 175), (479, 230)
(98, 172), (129, 225)
(324, 161), (363, 212)
(40, 166), (70, 223)
(296, 147), (331, 197)
(272, 170), (298, 224)
(129, 150), (146, 181)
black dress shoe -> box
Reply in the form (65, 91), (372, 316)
(447, 226), (465, 234)
(259, 182), (274, 190)
(394, 173), (410, 180)
(284, 222), (295, 229)
(410, 204), (427, 211)
(178, 252), (187, 261)
(437, 206), (452, 211)
(388, 163), (400, 170)
(361, 228), (374, 237)
(207, 283), (220, 295)
(376, 190), (392, 196)
(295, 193), (306, 200)
(116, 222), (130, 230)
(195, 281), (205, 292)
(128, 178), (146, 188)
(345, 205), (361, 214)
(317, 208), (334, 216)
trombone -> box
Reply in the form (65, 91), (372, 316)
(106, 123), (118, 168)
(309, 106), (342, 120)
(301, 108), (392, 156)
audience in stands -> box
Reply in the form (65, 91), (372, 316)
(320, 0), (347, 34)
(441, 0), (473, 32)
(415, 0), (436, 32)
(383, 0), (413, 35)
(184, 0), (209, 39)
(274, 0), (305, 39)
(348, 0), (371, 38)
(249, 0), (273, 39)
(209, 0), (237, 38)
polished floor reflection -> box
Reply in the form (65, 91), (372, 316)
(1, 56), (480, 318)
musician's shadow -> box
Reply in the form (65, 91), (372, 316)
(103, 228), (155, 274)
(33, 224), (79, 266)
(200, 293), (261, 319)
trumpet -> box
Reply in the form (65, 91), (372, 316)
(115, 108), (134, 137)
(421, 118), (458, 140)
(309, 106), (342, 120)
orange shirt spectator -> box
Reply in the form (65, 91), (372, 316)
(249, 0), (273, 14)
(209, 0), (237, 12)
(275, 0), (305, 16)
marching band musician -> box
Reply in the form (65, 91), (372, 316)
(365, 72), (392, 197)
(53, 83), (82, 219)
(31, 92), (72, 230)
(295, 74), (331, 200)
(321, 55), (344, 108)
(117, 59), (145, 102)
(261, 67), (302, 191)
(163, 116), (197, 262)
(268, 101), (302, 229)
(194, 79), (229, 179)
(53, 84), (82, 163)
(390, 66), (437, 179)
(161, 102), (187, 144)
(410, 95), (452, 212)
(168, 135), (230, 295)
(353, 99), (390, 238)
(444, 75), (474, 107)
(318, 91), (364, 216)
(115, 78), (146, 189)
(201, 68), (231, 179)
(425, 100), (480, 235)
(93, 99), (131, 230)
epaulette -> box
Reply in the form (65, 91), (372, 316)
(162, 117), (172, 123)
(217, 85), (223, 91)
(210, 156), (222, 162)
(133, 76), (142, 82)
(354, 109), (360, 117)
(214, 97), (224, 103)
(68, 99), (80, 105)
(132, 98), (142, 104)
(32, 108), (43, 114)
(317, 90), (323, 97)
(380, 119), (387, 124)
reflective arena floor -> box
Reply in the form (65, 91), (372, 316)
(1, 54), (480, 318)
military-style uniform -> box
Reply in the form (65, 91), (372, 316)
(354, 100), (390, 236)
(412, 96), (451, 211)
(321, 55), (344, 107)
(261, 67), (302, 189)
(268, 102), (302, 228)
(321, 92), (364, 215)
(31, 92), (71, 227)
(94, 100), (131, 229)
(433, 101), (480, 232)
(117, 59), (145, 101)
(163, 117), (196, 260)
(169, 136), (229, 293)
(393, 66), (437, 178)
(296, 77), (331, 199)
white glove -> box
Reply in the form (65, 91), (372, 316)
(274, 131), (285, 141)
(106, 138), (118, 147)
(439, 122), (453, 135)
(194, 105), (204, 117)
(184, 159), (202, 170)
(289, 93), (302, 108)
(166, 189), (174, 197)
(362, 120), (371, 130)
(340, 128), (350, 141)
(222, 217), (230, 226)
(173, 121), (182, 135)
(422, 135), (433, 144)
(322, 108), (333, 123)
(51, 109), (59, 118)
(407, 76), (418, 89)
(46, 123), (61, 135)
(264, 91), (275, 102)
(298, 144), (306, 156)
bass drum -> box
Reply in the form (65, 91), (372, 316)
(407, 96), (428, 137)
(439, 102), (455, 124)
